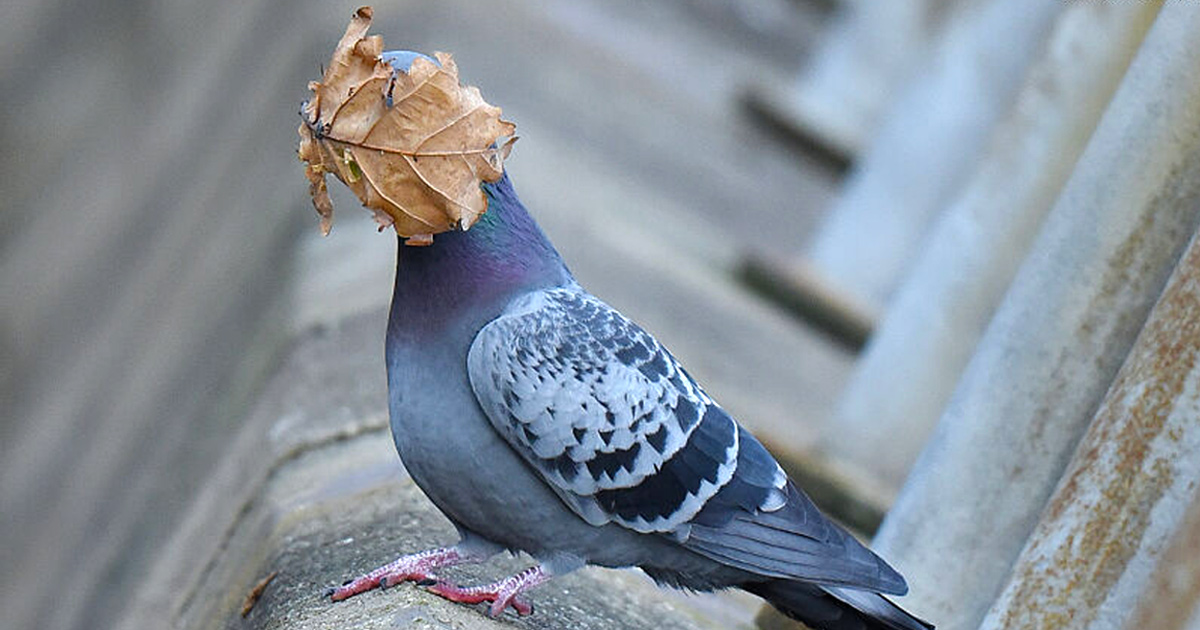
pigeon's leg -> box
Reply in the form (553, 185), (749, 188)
(425, 564), (553, 617)
(328, 546), (485, 601)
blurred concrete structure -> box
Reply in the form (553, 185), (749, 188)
(746, 0), (964, 161)
(819, 1), (1161, 496)
(874, 6), (1200, 628)
(804, 0), (1060, 313)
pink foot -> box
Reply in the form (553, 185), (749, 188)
(425, 581), (534, 616)
(327, 547), (468, 602)
(424, 565), (551, 617)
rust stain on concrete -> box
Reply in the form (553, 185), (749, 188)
(1127, 488), (1200, 630)
(991, 225), (1200, 630)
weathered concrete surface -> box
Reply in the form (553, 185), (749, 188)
(115, 309), (391, 630)
(1125, 483), (1200, 630)
(873, 5), (1200, 629)
(978, 226), (1200, 628)
(803, 0), (1061, 311)
(222, 439), (753, 630)
(821, 0), (1161, 496)
(120, 312), (759, 630)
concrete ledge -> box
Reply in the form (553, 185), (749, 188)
(122, 311), (758, 630)
(227, 434), (746, 630)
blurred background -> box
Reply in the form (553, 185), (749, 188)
(4, 1), (1200, 629)
(0, 2), (839, 628)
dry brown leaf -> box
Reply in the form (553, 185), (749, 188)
(297, 6), (516, 242)
(240, 570), (278, 617)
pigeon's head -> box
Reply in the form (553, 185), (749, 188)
(382, 49), (520, 246)
(381, 50), (438, 74)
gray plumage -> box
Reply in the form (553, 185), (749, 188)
(469, 287), (749, 532)
(339, 50), (933, 630)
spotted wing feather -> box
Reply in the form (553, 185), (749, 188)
(468, 288), (747, 532)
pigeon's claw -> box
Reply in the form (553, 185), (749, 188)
(424, 565), (550, 617)
(328, 546), (468, 602)
(424, 581), (533, 616)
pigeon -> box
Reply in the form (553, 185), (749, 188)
(325, 51), (933, 630)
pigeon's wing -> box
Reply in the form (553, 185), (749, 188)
(468, 287), (906, 593)
(468, 287), (735, 532)
(683, 432), (907, 593)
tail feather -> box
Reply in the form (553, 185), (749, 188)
(745, 580), (933, 630)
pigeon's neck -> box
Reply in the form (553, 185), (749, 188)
(388, 173), (572, 341)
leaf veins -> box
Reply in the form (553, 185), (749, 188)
(297, 6), (516, 243)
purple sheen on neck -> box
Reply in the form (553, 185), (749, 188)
(388, 173), (572, 340)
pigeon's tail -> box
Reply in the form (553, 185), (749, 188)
(745, 580), (934, 630)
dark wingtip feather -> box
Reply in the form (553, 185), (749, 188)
(747, 580), (934, 630)
(685, 477), (910, 594)
(824, 586), (934, 630)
